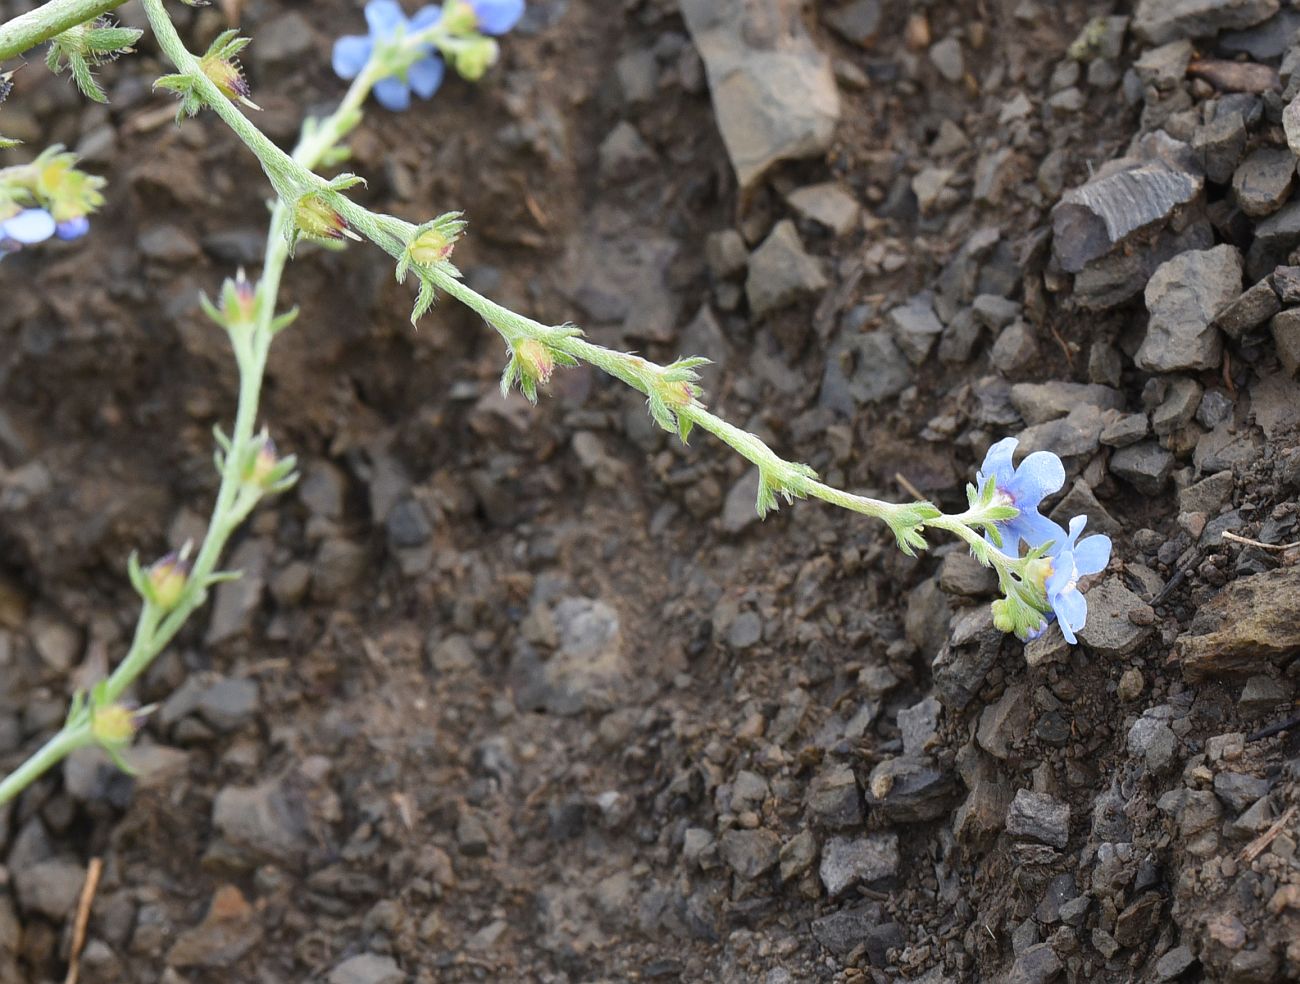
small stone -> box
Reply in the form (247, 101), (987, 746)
(211, 778), (310, 865)
(1006, 942), (1063, 984)
(1179, 470), (1234, 513)
(248, 12), (315, 71)
(1133, 0), (1281, 45)
(1006, 790), (1070, 848)
(721, 470), (762, 534)
(13, 858), (85, 920)
(888, 293), (945, 365)
(682, 827), (716, 869)
(786, 183), (860, 236)
(778, 829), (817, 881)
(820, 330), (912, 410)
(615, 48), (658, 104)
(1155, 945), (1197, 980)
(1099, 412), (1150, 447)
(1232, 148), (1295, 217)
(1192, 112), (1248, 185)
(939, 552), (997, 597)
(811, 903), (890, 959)
(196, 677), (259, 732)
(972, 295), (1022, 331)
(912, 167), (955, 213)
(1048, 479), (1123, 538)
(929, 37), (965, 82)
(1137, 245), (1241, 372)
(819, 833), (899, 897)
(726, 611), (762, 650)
(511, 598), (629, 715)
(718, 828), (781, 881)
(1196, 389), (1234, 428)
(864, 755), (958, 822)
(1128, 714), (1179, 773)
(311, 538), (369, 602)
(1081, 579), (1154, 655)
(705, 230), (748, 280)
(824, 0), (882, 46)
(745, 220), (828, 317)
(1271, 309), (1300, 373)
(29, 616), (80, 672)
(1177, 567), (1300, 680)
(328, 953), (405, 984)
(1118, 668), (1145, 701)
(1152, 377), (1203, 436)
(977, 685), (1033, 760)
(681, 0), (840, 189)
(167, 884), (262, 969)
(991, 321), (1038, 372)
(1213, 277), (1280, 339)
(1110, 441), (1175, 494)
(807, 762), (863, 828)
(1213, 771), (1270, 813)
(1239, 674), (1288, 712)
(1010, 381), (1124, 425)
(897, 697), (941, 757)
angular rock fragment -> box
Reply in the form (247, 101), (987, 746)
(1213, 276), (1280, 338)
(746, 220), (828, 317)
(1077, 579), (1154, 656)
(1232, 147), (1294, 216)
(1010, 382), (1124, 425)
(864, 755), (959, 822)
(1136, 245), (1241, 371)
(819, 833), (899, 897)
(1110, 441), (1176, 494)
(1006, 789), (1070, 848)
(1052, 163), (1203, 274)
(680, 0), (840, 190)
(1177, 567), (1300, 679)
(1133, 0), (1280, 46)
(786, 182), (860, 236)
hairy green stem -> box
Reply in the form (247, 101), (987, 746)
(0, 0), (127, 62)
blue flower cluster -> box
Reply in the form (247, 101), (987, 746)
(333, 0), (525, 112)
(0, 207), (89, 261)
(977, 437), (1111, 644)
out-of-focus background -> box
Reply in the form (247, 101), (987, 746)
(1, 0), (1299, 980)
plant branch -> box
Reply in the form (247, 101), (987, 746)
(0, 0), (128, 62)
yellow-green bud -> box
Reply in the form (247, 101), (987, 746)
(990, 598), (1015, 634)
(91, 703), (139, 747)
(454, 38), (499, 81)
(516, 339), (555, 384)
(294, 192), (352, 242)
(408, 227), (455, 266)
(147, 553), (190, 611)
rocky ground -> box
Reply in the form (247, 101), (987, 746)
(2, 0), (1300, 981)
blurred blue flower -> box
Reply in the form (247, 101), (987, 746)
(976, 436), (1066, 552)
(1039, 515), (1112, 645)
(334, 0), (446, 112)
(56, 215), (91, 240)
(470, 0), (524, 34)
(0, 208), (57, 260)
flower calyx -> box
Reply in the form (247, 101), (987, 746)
(46, 17), (142, 103)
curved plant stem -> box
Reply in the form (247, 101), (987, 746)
(0, 0), (128, 62)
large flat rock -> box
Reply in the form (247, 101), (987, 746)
(680, 0), (840, 190)
(1177, 567), (1300, 680)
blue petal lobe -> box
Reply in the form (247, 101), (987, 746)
(978, 437), (1017, 491)
(56, 216), (91, 240)
(373, 75), (412, 111)
(471, 0), (525, 34)
(1054, 589), (1087, 639)
(333, 35), (374, 79)
(410, 4), (442, 31)
(2, 209), (56, 244)
(1072, 534), (1111, 576)
(408, 55), (445, 98)
(1045, 554), (1073, 596)
(366, 0), (407, 38)
(1006, 511), (1067, 553)
(1008, 450), (1065, 507)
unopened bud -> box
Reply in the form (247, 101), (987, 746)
(990, 598), (1015, 634)
(247, 437), (279, 487)
(294, 192), (355, 243)
(91, 703), (141, 747)
(201, 55), (258, 108)
(148, 552), (190, 610)
(661, 380), (695, 407)
(452, 38), (499, 81)
(408, 227), (455, 266)
(515, 339), (554, 384)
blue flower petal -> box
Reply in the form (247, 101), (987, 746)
(1053, 589), (1087, 642)
(471, 0), (525, 35)
(333, 34), (374, 79)
(55, 216), (91, 240)
(1006, 511), (1066, 553)
(1045, 553), (1073, 596)
(2, 208), (56, 244)
(408, 55), (445, 98)
(366, 0), (408, 38)
(977, 437), (1017, 490)
(1007, 450), (1065, 509)
(373, 74), (412, 111)
(410, 4), (442, 31)
(1063, 515), (1088, 551)
(1072, 534), (1111, 577)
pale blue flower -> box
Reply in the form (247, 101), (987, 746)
(977, 436), (1066, 552)
(56, 216), (91, 240)
(470, 0), (525, 34)
(1038, 515), (1112, 645)
(1, 208), (56, 245)
(334, 0), (446, 112)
